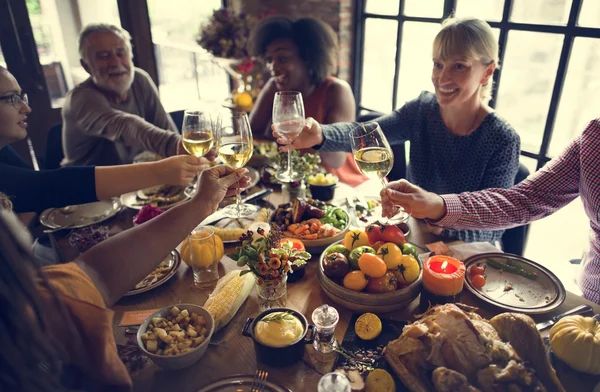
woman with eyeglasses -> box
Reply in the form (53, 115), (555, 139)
(0, 65), (209, 213)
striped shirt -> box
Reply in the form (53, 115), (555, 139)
(432, 119), (600, 304)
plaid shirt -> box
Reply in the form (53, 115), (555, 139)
(434, 119), (600, 304)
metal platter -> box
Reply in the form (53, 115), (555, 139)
(125, 250), (181, 296)
(40, 198), (122, 229)
(463, 252), (566, 314)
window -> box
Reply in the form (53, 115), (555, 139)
(356, 0), (600, 169)
(147, 0), (229, 111)
(25, 0), (120, 108)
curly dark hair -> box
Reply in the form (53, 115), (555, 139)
(248, 16), (338, 85)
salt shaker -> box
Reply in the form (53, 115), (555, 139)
(318, 372), (351, 392)
(312, 304), (339, 354)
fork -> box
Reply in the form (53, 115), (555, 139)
(249, 369), (268, 392)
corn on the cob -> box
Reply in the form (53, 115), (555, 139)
(212, 227), (246, 242)
(255, 208), (271, 223)
(204, 270), (255, 331)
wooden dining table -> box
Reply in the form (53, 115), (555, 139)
(47, 182), (600, 392)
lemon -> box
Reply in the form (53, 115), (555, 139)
(365, 369), (395, 392)
(233, 91), (253, 109)
(355, 313), (382, 340)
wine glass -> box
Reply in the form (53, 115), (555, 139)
(216, 111), (256, 218)
(181, 110), (214, 157)
(350, 122), (410, 222)
(273, 91), (305, 183)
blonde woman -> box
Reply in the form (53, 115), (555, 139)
(275, 17), (520, 243)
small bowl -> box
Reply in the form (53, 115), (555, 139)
(242, 307), (315, 367)
(136, 304), (214, 370)
(308, 176), (339, 202)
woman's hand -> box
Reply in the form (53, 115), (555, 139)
(193, 165), (251, 212)
(153, 155), (210, 186)
(381, 179), (446, 220)
(273, 117), (324, 151)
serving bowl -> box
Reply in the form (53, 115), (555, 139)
(136, 304), (214, 370)
(317, 241), (423, 313)
(242, 307), (315, 368)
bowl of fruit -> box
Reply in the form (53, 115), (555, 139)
(317, 222), (423, 313)
(307, 173), (338, 201)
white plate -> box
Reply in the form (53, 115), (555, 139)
(40, 198), (122, 229)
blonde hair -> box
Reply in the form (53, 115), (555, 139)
(433, 17), (499, 102)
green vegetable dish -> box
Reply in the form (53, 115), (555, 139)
(485, 258), (538, 280)
(319, 206), (348, 231)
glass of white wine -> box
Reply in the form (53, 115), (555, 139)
(350, 122), (410, 222)
(216, 111), (256, 218)
(273, 91), (305, 183)
(181, 110), (214, 157)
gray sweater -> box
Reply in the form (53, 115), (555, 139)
(61, 68), (179, 166)
(321, 91), (521, 243)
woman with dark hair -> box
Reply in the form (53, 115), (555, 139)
(248, 16), (367, 186)
(0, 165), (250, 391)
(0, 65), (209, 213)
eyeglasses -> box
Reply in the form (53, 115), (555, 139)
(0, 93), (29, 109)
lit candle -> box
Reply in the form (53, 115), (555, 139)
(419, 255), (466, 310)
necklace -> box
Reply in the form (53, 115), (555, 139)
(465, 105), (482, 135)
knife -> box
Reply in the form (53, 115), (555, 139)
(200, 188), (273, 226)
(535, 304), (593, 331)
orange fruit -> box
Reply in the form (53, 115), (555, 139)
(181, 233), (224, 265)
(343, 270), (368, 291)
(355, 313), (382, 341)
(358, 253), (387, 278)
(233, 91), (253, 109)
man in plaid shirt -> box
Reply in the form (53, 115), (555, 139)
(381, 119), (600, 304)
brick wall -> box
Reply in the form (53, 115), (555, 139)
(233, 0), (354, 84)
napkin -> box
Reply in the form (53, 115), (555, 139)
(418, 241), (501, 262)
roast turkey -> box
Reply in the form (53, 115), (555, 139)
(384, 304), (565, 392)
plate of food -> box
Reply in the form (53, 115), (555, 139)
(271, 199), (350, 250)
(121, 185), (190, 210)
(463, 252), (566, 314)
(40, 198), (122, 230)
(212, 207), (272, 244)
(385, 303), (566, 391)
(125, 250), (181, 296)
(196, 374), (291, 392)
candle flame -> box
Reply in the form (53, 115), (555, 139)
(441, 261), (448, 271)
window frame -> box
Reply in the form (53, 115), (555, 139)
(353, 0), (598, 170)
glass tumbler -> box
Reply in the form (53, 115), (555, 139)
(189, 226), (219, 288)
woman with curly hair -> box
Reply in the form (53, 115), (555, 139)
(248, 16), (367, 186)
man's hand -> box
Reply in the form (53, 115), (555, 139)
(153, 155), (210, 186)
(193, 166), (251, 212)
(381, 179), (446, 220)
(272, 117), (324, 152)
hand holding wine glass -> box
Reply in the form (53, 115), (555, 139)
(350, 122), (410, 222)
(215, 111), (256, 218)
(272, 91), (305, 182)
(181, 110), (215, 158)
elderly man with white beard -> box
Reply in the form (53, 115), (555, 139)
(61, 24), (181, 166)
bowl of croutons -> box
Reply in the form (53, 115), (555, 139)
(137, 304), (214, 369)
